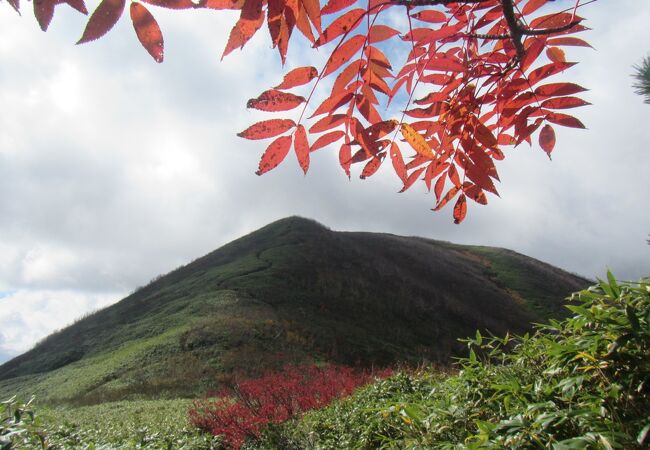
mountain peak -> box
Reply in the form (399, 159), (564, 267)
(0, 219), (590, 405)
(265, 216), (329, 231)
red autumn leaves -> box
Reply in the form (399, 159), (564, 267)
(20, 0), (592, 223)
(237, 66), (319, 175)
(189, 364), (390, 449)
(236, 0), (590, 223)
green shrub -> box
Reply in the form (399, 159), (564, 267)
(0, 396), (45, 449)
(290, 274), (650, 449)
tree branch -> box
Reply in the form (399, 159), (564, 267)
(521, 20), (582, 36)
(392, 0), (583, 67)
(500, 0), (525, 62)
(392, 0), (493, 6)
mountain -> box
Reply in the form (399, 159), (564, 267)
(0, 217), (590, 405)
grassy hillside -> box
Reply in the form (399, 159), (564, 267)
(0, 217), (589, 405)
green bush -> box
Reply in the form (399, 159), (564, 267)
(0, 396), (45, 449)
(2, 398), (221, 449)
(290, 273), (650, 449)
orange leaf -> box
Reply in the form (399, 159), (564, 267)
(238, 119), (296, 140)
(547, 37), (592, 48)
(401, 23), (463, 44)
(433, 185), (460, 211)
(538, 124), (555, 158)
(247, 89), (305, 111)
(77, 0), (125, 43)
(314, 8), (364, 47)
(295, 3), (315, 43)
(321, 0), (354, 15)
(256, 135), (293, 175)
(360, 156), (383, 179)
(275, 9), (295, 64)
(294, 124), (310, 174)
(309, 90), (354, 117)
(332, 59), (364, 94)
(400, 123), (434, 159)
(541, 96), (590, 109)
(130, 2), (164, 62)
(309, 114), (347, 133)
(267, 0), (284, 48)
(300, 0), (321, 33)
(534, 82), (587, 97)
(356, 95), (381, 124)
(447, 164), (460, 187)
(275, 66), (318, 89)
(522, 0), (548, 15)
(410, 10), (446, 23)
(425, 55), (465, 72)
(465, 160), (499, 195)
(528, 62), (576, 86)
(464, 184), (487, 205)
(473, 121), (498, 149)
(366, 120), (398, 140)
(546, 47), (566, 63)
(424, 161), (449, 191)
(497, 133), (516, 146)
(204, 0), (245, 9)
(311, 130), (345, 151)
(322, 34), (366, 77)
(453, 194), (467, 224)
(434, 174), (445, 201)
(141, 0), (197, 9)
(368, 25), (400, 44)
(339, 142), (352, 178)
(399, 166), (425, 192)
(389, 142), (406, 183)
(221, 0), (264, 59)
(545, 112), (586, 129)
(530, 12), (582, 30)
(521, 37), (546, 72)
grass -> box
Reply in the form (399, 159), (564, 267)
(2, 275), (645, 450)
(27, 399), (221, 449)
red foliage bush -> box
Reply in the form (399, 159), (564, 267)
(189, 364), (391, 448)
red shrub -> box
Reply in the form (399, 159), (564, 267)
(189, 364), (391, 448)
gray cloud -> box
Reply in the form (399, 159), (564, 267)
(0, 1), (648, 360)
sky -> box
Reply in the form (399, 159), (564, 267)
(0, 1), (648, 363)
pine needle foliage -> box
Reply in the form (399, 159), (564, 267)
(633, 55), (650, 104)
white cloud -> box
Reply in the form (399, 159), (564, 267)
(0, 290), (122, 359)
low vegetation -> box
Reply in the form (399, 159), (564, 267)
(2, 273), (647, 449)
(190, 364), (391, 449)
(2, 398), (221, 449)
(284, 274), (650, 449)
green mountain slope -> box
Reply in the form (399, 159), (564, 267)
(0, 217), (590, 405)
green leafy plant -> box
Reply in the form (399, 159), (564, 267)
(0, 396), (45, 449)
(290, 273), (650, 449)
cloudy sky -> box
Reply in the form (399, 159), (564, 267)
(0, 1), (648, 363)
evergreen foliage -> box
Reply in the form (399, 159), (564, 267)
(633, 56), (650, 104)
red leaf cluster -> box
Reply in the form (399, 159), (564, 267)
(20, 0), (593, 222)
(189, 364), (391, 449)
(231, 0), (591, 223)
